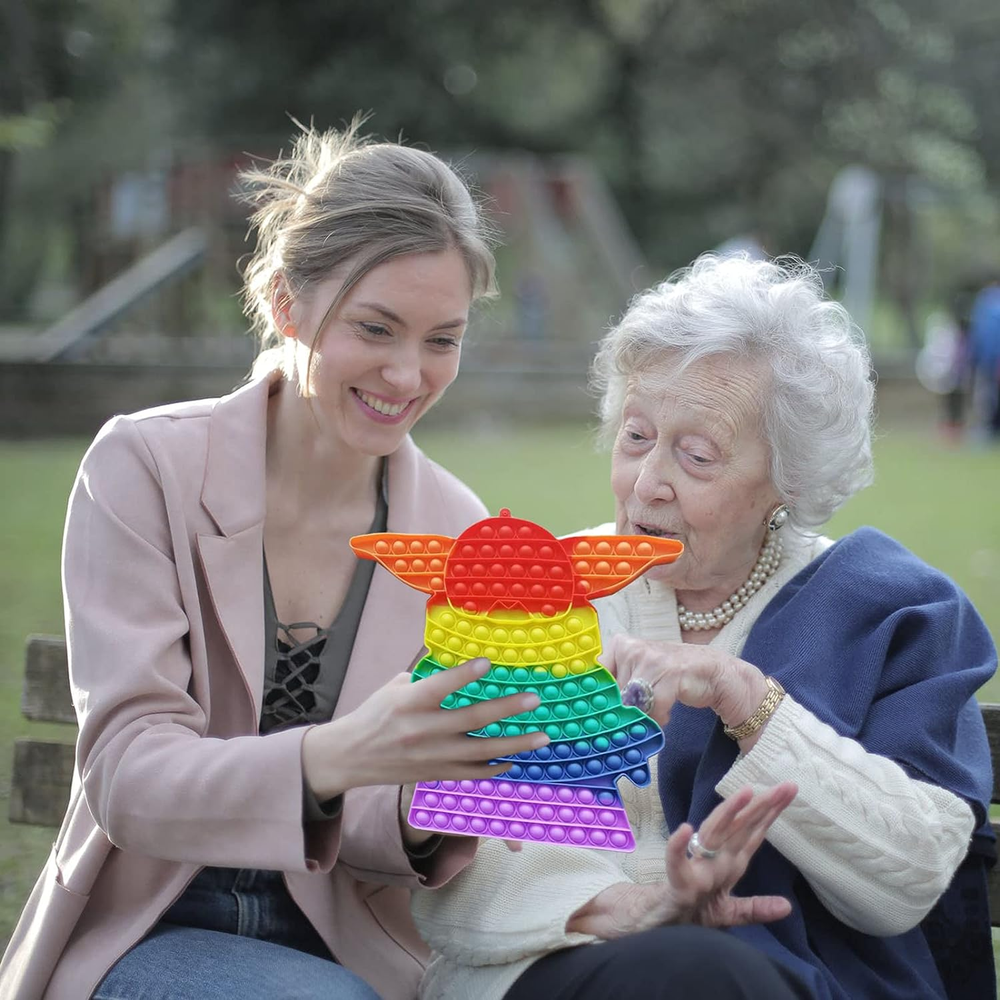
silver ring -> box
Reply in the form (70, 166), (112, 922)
(686, 830), (718, 860)
(622, 677), (655, 715)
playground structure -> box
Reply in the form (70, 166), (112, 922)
(8, 151), (647, 367)
(0, 153), (970, 437)
(0, 151), (650, 435)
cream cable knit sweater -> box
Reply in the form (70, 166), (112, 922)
(412, 530), (975, 1000)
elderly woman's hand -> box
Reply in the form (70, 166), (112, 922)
(565, 782), (796, 939)
(602, 634), (772, 751)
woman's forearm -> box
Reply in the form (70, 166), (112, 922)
(716, 695), (975, 935)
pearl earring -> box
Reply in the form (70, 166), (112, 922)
(765, 502), (789, 532)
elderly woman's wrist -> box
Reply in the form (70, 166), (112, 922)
(714, 659), (769, 731)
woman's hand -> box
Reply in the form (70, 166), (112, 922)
(399, 782), (525, 850)
(602, 634), (770, 750)
(566, 782), (797, 938)
(303, 657), (549, 802)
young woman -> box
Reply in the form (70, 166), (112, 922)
(0, 121), (550, 1000)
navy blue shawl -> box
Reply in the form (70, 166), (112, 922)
(656, 527), (996, 999)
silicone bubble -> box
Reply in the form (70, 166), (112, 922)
(351, 509), (683, 852)
(411, 778), (636, 852)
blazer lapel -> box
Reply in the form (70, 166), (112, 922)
(196, 371), (275, 721)
(197, 526), (265, 720)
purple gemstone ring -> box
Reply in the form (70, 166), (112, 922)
(622, 677), (655, 716)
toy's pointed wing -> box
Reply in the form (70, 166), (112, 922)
(558, 535), (684, 598)
(350, 533), (455, 594)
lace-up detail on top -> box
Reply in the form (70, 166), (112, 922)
(259, 463), (387, 734)
(262, 619), (331, 729)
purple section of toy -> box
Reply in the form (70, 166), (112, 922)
(408, 777), (636, 852)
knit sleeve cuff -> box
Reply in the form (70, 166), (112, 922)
(714, 693), (977, 936)
(715, 694), (800, 794)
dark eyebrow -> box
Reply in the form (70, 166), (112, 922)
(355, 302), (467, 332)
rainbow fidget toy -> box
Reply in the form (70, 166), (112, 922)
(351, 509), (683, 852)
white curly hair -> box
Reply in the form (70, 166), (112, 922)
(591, 253), (875, 531)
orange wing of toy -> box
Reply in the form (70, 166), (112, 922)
(558, 535), (684, 599)
(350, 533), (455, 594)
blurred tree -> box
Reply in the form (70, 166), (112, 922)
(0, 0), (73, 314)
(165, 0), (997, 273)
(3, 0), (1000, 334)
(0, 0), (172, 319)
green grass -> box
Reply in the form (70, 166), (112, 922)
(0, 442), (79, 690)
(0, 424), (998, 959)
(0, 441), (81, 952)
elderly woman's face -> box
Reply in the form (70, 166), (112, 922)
(611, 354), (779, 594)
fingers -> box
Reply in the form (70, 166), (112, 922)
(416, 757), (546, 783)
(411, 658), (555, 740)
(660, 784), (798, 868)
(466, 730), (550, 759)
(407, 658), (544, 726)
(665, 822), (697, 874)
(719, 895), (792, 927)
(415, 657), (491, 699)
(446, 689), (543, 733)
(601, 636), (723, 727)
(664, 784), (797, 888)
(693, 787), (754, 850)
(403, 756), (526, 784)
(697, 783), (796, 856)
(404, 660), (551, 739)
(599, 634), (656, 689)
(724, 782), (797, 852)
(732, 783), (797, 858)
(380, 656), (555, 782)
(409, 729), (549, 771)
(659, 785), (799, 930)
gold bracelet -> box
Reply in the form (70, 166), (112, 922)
(723, 676), (786, 741)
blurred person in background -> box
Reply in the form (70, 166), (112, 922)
(916, 284), (975, 444)
(0, 120), (564, 1000)
(412, 255), (996, 1000)
(968, 272), (1000, 442)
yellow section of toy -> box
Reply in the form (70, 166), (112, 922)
(424, 604), (601, 674)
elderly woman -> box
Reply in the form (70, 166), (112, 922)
(411, 255), (996, 1000)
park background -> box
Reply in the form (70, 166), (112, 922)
(2, 0), (1000, 965)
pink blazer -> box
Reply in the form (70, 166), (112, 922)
(0, 372), (486, 1000)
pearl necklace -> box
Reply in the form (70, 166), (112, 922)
(675, 534), (783, 632)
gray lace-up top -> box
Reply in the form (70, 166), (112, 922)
(259, 466), (388, 820)
(260, 469), (389, 736)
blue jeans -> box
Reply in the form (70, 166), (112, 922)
(93, 866), (381, 999)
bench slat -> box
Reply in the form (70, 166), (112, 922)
(9, 738), (75, 826)
(22, 635), (75, 724)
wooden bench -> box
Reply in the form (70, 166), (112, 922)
(10, 636), (75, 827)
(11, 635), (1000, 922)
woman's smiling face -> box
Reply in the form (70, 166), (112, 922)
(287, 249), (472, 456)
(611, 353), (780, 597)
